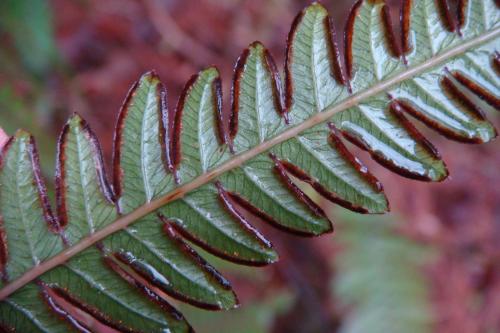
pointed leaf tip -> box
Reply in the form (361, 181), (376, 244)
(13, 129), (31, 140)
(306, 2), (328, 13)
(141, 70), (161, 82)
(202, 66), (220, 78)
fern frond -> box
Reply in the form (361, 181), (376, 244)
(0, 0), (499, 331)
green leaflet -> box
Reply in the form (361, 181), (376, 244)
(0, 284), (70, 333)
(0, 132), (63, 284)
(331, 98), (449, 182)
(40, 249), (192, 333)
(0, 252), (192, 333)
(220, 160), (330, 235)
(114, 73), (173, 209)
(174, 67), (228, 179)
(285, 3), (349, 123)
(0, 128), (192, 332)
(334, 0), (496, 178)
(56, 115), (118, 244)
(163, 67), (278, 264)
(222, 42), (332, 235)
(349, 1), (403, 84)
(390, 40), (498, 143)
(0, 0), (499, 332)
(111, 72), (238, 309)
(281, 4), (388, 212)
(231, 42), (286, 150)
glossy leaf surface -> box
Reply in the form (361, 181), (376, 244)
(111, 72), (238, 309)
(0, 1), (499, 332)
(0, 131), (63, 284)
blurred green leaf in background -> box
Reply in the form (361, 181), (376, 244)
(0, 0), (58, 77)
(333, 212), (436, 333)
(0, 0), (61, 180)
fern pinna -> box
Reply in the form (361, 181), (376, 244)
(0, 0), (499, 331)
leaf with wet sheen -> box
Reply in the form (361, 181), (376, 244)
(111, 72), (239, 310)
(0, 1), (499, 331)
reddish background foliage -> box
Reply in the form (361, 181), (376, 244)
(0, 0), (499, 332)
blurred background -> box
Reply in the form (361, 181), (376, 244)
(0, 0), (499, 332)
